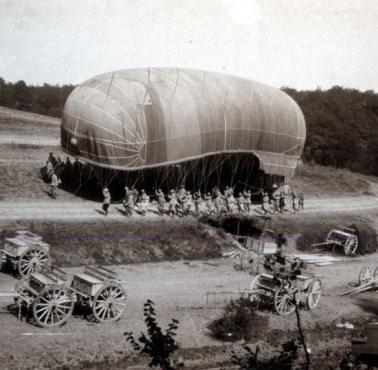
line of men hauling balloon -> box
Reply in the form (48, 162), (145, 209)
(44, 153), (304, 217)
(103, 184), (304, 218)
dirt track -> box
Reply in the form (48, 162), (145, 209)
(0, 195), (377, 220)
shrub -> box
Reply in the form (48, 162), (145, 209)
(207, 298), (269, 342)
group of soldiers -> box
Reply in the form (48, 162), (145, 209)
(44, 152), (62, 199)
(102, 183), (304, 217)
(44, 153), (304, 216)
(117, 185), (253, 217)
(260, 185), (304, 215)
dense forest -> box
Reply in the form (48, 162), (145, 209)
(0, 78), (377, 176)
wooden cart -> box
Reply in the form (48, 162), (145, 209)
(0, 231), (50, 277)
(313, 228), (358, 256)
(70, 265), (127, 323)
(15, 265), (127, 327)
(341, 266), (377, 296)
(248, 273), (322, 315)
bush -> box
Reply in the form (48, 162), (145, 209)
(207, 298), (269, 342)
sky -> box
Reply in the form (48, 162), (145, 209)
(0, 0), (377, 90)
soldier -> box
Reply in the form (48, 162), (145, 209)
(139, 189), (149, 216)
(48, 152), (57, 168)
(102, 188), (111, 215)
(168, 189), (177, 217)
(50, 171), (59, 199)
(227, 191), (236, 214)
(244, 190), (252, 213)
(46, 160), (54, 180)
(194, 191), (202, 216)
(185, 191), (193, 216)
(298, 192), (304, 211)
(155, 189), (166, 216)
(204, 192), (214, 215)
(261, 191), (270, 214)
(214, 191), (226, 215)
(123, 186), (135, 216)
(237, 192), (246, 213)
(176, 186), (186, 216)
(292, 190), (299, 213)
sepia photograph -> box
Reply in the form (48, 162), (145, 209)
(0, 1), (377, 369)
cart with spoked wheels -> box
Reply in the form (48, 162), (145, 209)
(0, 231), (50, 278)
(15, 266), (73, 327)
(14, 265), (127, 327)
(70, 265), (127, 323)
(248, 273), (322, 315)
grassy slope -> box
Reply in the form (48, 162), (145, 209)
(0, 218), (226, 266)
(274, 210), (378, 251)
(292, 162), (378, 197)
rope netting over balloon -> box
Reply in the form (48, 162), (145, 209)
(60, 68), (305, 200)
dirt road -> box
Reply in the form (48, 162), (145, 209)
(0, 195), (377, 220)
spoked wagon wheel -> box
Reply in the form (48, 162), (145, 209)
(92, 284), (126, 323)
(358, 267), (372, 286)
(306, 278), (321, 310)
(273, 285), (298, 315)
(32, 285), (74, 327)
(18, 246), (50, 278)
(249, 274), (261, 302)
(344, 235), (358, 256)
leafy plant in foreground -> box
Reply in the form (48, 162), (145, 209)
(125, 300), (179, 370)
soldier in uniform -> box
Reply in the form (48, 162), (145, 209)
(46, 160), (54, 180)
(185, 190), (193, 216)
(155, 189), (166, 216)
(261, 191), (270, 214)
(227, 189), (236, 214)
(237, 192), (246, 213)
(193, 191), (202, 216)
(298, 192), (304, 211)
(139, 189), (149, 216)
(168, 189), (177, 217)
(102, 188), (111, 215)
(291, 190), (299, 213)
(244, 190), (252, 213)
(50, 171), (59, 199)
(123, 186), (135, 216)
(214, 191), (226, 215)
(204, 192), (214, 215)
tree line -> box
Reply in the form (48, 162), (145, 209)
(0, 78), (377, 176)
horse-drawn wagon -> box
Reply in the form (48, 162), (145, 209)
(248, 273), (322, 315)
(15, 265), (127, 327)
(0, 231), (50, 277)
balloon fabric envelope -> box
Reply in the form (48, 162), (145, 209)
(61, 68), (305, 189)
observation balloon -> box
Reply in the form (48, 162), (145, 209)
(61, 68), (306, 184)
